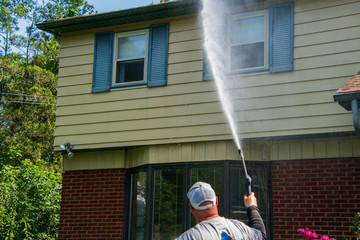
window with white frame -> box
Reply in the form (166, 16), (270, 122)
(203, 2), (294, 79)
(92, 23), (168, 93)
(229, 10), (268, 73)
(113, 30), (149, 86)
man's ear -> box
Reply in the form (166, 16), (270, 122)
(216, 196), (218, 206)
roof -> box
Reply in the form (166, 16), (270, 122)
(336, 72), (360, 94)
(333, 71), (360, 111)
(36, 0), (200, 36)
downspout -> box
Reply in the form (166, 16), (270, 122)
(352, 99), (360, 139)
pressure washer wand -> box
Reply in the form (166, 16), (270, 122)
(239, 149), (252, 196)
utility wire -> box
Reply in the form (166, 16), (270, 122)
(0, 92), (57, 99)
(0, 92), (57, 106)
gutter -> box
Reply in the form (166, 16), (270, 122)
(333, 93), (360, 139)
(36, 0), (200, 36)
(352, 99), (360, 136)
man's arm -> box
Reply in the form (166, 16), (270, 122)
(244, 192), (266, 240)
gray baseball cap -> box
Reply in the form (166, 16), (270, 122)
(187, 182), (216, 210)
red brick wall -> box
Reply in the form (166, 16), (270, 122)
(272, 158), (360, 240)
(58, 169), (126, 240)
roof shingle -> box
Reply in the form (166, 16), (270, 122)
(336, 71), (360, 94)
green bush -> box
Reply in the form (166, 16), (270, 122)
(350, 212), (360, 240)
(0, 148), (61, 240)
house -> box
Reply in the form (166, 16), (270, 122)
(37, 0), (360, 239)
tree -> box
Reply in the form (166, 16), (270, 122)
(0, 0), (96, 162)
(0, 55), (58, 161)
(0, 1), (95, 238)
(0, 0), (35, 56)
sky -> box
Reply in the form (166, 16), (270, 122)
(87, 0), (164, 13)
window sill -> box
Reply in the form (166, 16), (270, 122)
(111, 82), (147, 90)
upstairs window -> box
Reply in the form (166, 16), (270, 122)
(203, 2), (294, 79)
(113, 30), (148, 86)
(92, 24), (169, 93)
(229, 11), (268, 72)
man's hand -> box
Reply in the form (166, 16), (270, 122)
(244, 192), (258, 208)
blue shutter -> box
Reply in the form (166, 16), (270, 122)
(203, 51), (213, 80)
(92, 31), (113, 93)
(269, 2), (294, 72)
(147, 23), (169, 87)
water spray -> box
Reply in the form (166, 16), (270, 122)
(201, 0), (252, 196)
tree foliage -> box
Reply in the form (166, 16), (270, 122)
(0, 55), (58, 161)
(0, 148), (62, 240)
(0, 0), (95, 238)
(0, 0), (96, 162)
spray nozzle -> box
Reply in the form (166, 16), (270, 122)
(238, 148), (251, 196)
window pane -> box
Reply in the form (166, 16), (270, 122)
(231, 166), (267, 224)
(232, 16), (265, 44)
(231, 42), (264, 69)
(118, 34), (146, 59)
(116, 60), (144, 83)
(153, 168), (184, 240)
(190, 166), (223, 226)
(129, 171), (147, 240)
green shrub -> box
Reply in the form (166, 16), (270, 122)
(0, 149), (61, 240)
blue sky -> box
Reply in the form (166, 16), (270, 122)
(88, 0), (163, 13)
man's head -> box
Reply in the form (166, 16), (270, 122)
(187, 182), (217, 210)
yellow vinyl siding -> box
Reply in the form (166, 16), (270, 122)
(54, 0), (360, 151)
(63, 136), (360, 171)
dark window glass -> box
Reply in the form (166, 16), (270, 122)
(129, 171), (147, 240)
(116, 60), (144, 83)
(153, 168), (184, 240)
(231, 166), (268, 225)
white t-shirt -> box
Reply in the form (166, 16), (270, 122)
(176, 216), (263, 240)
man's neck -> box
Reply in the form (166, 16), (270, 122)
(198, 214), (220, 223)
(196, 213), (220, 223)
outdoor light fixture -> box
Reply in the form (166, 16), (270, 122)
(60, 142), (74, 158)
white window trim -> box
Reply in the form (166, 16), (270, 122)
(112, 29), (149, 87)
(228, 10), (269, 73)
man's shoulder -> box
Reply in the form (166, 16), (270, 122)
(176, 227), (200, 240)
(176, 217), (223, 240)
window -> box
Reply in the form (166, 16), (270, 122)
(153, 168), (184, 239)
(203, 2), (294, 79)
(128, 171), (147, 240)
(113, 30), (148, 86)
(229, 11), (268, 72)
(92, 24), (169, 92)
(126, 161), (271, 240)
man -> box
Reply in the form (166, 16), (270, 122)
(176, 182), (266, 240)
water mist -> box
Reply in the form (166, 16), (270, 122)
(200, 0), (252, 195)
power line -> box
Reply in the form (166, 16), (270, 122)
(0, 92), (57, 106)
(0, 92), (57, 99)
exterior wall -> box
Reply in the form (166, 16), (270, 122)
(63, 136), (360, 170)
(58, 169), (126, 240)
(53, 0), (360, 239)
(272, 158), (360, 239)
(54, 0), (360, 151)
